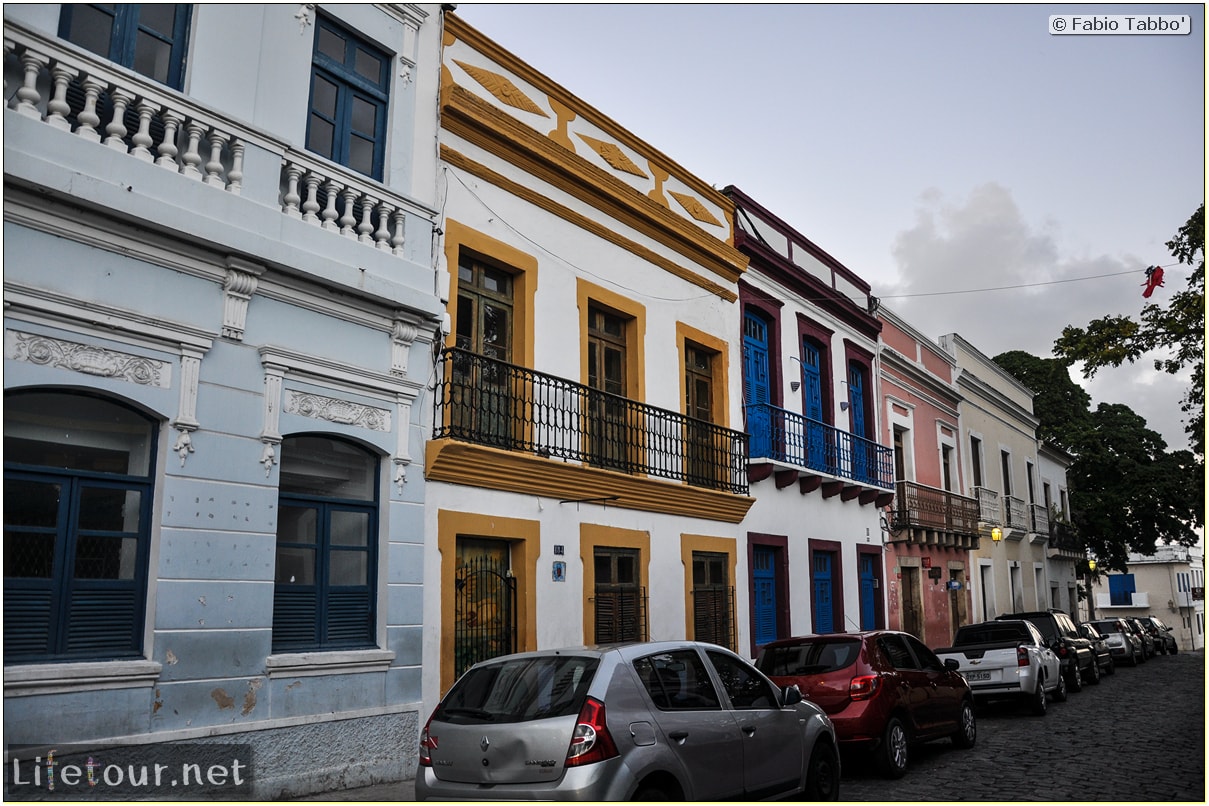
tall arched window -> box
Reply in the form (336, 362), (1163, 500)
(273, 435), (379, 651)
(4, 391), (156, 662)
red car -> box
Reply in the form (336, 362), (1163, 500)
(755, 631), (975, 778)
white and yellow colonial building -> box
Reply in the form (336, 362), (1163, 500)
(425, 13), (754, 702)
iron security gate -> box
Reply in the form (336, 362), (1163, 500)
(453, 554), (517, 679)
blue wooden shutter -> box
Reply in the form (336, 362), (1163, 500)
(859, 554), (877, 630)
(813, 553), (834, 634)
(743, 313), (771, 458)
(753, 546), (777, 645)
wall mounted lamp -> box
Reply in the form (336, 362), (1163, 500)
(991, 527), (1003, 542)
(840, 401), (850, 411)
(790, 381), (801, 392)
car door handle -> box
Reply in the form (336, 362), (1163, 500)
(741, 725), (757, 736)
(668, 730), (688, 742)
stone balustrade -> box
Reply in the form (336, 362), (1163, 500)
(4, 26), (432, 261)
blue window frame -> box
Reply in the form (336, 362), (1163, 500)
(59, 4), (191, 90)
(4, 391), (156, 662)
(1108, 574), (1136, 607)
(742, 312), (771, 458)
(273, 435), (379, 651)
(307, 14), (391, 180)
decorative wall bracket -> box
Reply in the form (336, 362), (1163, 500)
(221, 257), (264, 341)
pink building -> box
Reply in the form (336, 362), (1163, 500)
(877, 308), (980, 647)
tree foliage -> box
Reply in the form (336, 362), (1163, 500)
(1053, 203), (1205, 458)
(993, 352), (1203, 572)
(992, 351), (1091, 452)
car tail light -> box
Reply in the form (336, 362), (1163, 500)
(565, 697), (619, 767)
(418, 712), (437, 767)
(1054, 643), (1068, 658)
(1016, 646), (1029, 667)
(849, 674), (881, 701)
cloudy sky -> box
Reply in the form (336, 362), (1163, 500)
(457, 3), (1205, 453)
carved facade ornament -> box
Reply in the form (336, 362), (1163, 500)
(575, 133), (648, 178)
(295, 4), (314, 34)
(454, 60), (548, 118)
(285, 391), (391, 432)
(668, 191), (723, 227)
(391, 316), (420, 377)
(222, 259), (263, 341)
(5, 331), (170, 387)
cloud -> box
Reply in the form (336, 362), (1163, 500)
(881, 182), (1191, 451)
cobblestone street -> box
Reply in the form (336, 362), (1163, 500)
(837, 649), (1205, 801)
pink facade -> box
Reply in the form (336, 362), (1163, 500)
(878, 311), (979, 648)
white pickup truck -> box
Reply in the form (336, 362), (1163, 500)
(933, 619), (1065, 716)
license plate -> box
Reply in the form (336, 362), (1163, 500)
(963, 670), (992, 682)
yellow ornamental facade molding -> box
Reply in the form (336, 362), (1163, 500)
(669, 190), (723, 227)
(453, 59), (549, 118)
(576, 133), (648, 178)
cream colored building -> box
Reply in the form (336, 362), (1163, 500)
(939, 334), (1054, 621)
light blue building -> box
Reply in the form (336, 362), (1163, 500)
(3, 4), (445, 797)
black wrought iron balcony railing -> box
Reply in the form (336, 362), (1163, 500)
(1048, 519), (1079, 553)
(889, 481), (980, 535)
(744, 402), (894, 489)
(433, 347), (749, 495)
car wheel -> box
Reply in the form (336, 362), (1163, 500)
(1052, 670), (1068, 703)
(951, 699), (977, 748)
(1031, 678), (1048, 715)
(1066, 664), (1083, 692)
(875, 717), (909, 778)
(1084, 657), (1101, 685)
(632, 785), (670, 801)
(802, 740), (840, 801)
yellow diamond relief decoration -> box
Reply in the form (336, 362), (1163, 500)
(576, 133), (648, 178)
(454, 60), (548, 118)
(669, 191), (722, 227)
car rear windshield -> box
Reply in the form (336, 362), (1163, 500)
(1090, 621), (1122, 633)
(435, 656), (599, 724)
(757, 638), (860, 676)
(956, 623), (1031, 644)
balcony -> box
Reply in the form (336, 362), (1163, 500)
(1028, 503), (1050, 544)
(430, 347), (750, 500)
(744, 402), (894, 505)
(1002, 496), (1028, 539)
(888, 481), (981, 549)
(1047, 519), (1081, 557)
(972, 486), (1001, 525)
(3, 26), (439, 312)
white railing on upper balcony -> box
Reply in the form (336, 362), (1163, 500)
(3, 25), (433, 258)
(972, 486), (1001, 524)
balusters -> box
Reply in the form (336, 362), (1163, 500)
(320, 180), (341, 231)
(373, 203), (392, 251)
(203, 129), (228, 187)
(130, 99), (158, 161)
(103, 88), (134, 151)
(180, 121), (205, 179)
(357, 196), (377, 244)
(46, 64), (79, 131)
(301, 172), (322, 222)
(75, 75), (106, 142)
(227, 140), (244, 195)
(15, 49), (47, 119)
(282, 163), (303, 217)
(156, 109), (184, 169)
(339, 186), (358, 237)
(391, 209), (407, 255)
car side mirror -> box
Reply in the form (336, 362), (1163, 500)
(782, 684), (803, 706)
(944, 658), (960, 671)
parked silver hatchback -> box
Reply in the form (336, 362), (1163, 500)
(416, 640), (840, 801)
